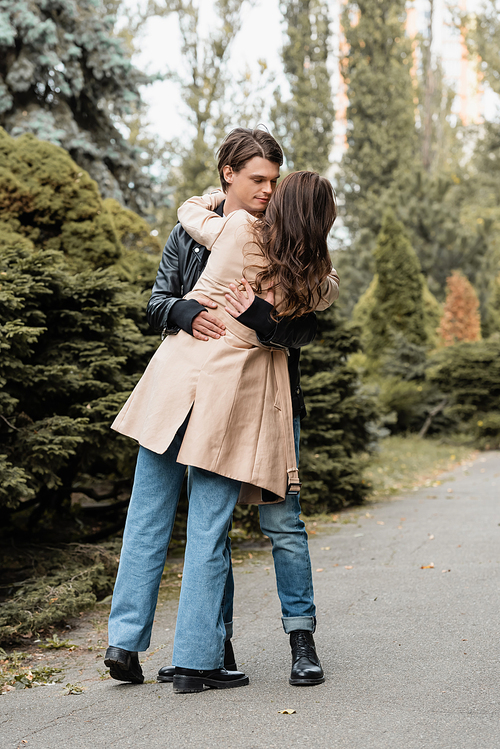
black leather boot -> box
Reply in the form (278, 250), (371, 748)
(289, 630), (325, 686)
(157, 639), (237, 683)
(104, 646), (144, 684)
(173, 666), (249, 693)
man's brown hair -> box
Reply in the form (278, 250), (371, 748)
(217, 128), (284, 191)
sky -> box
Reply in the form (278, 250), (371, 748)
(132, 0), (284, 144)
(129, 0), (499, 149)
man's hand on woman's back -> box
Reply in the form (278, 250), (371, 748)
(192, 296), (226, 341)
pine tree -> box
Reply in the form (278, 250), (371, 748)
(271, 0), (334, 173)
(335, 0), (418, 312)
(438, 271), (482, 346)
(353, 210), (430, 361)
(0, 0), (153, 214)
(299, 306), (379, 512)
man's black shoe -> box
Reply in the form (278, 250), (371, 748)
(173, 666), (249, 693)
(289, 630), (325, 686)
(104, 646), (144, 684)
(157, 639), (237, 683)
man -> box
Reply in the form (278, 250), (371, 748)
(105, 128), (325, 689)
(150, 128), (325, 687)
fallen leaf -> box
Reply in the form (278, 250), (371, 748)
(331, 514), (339, 522)
(377, 521), (385, 526)
(397, 525), (403, 530)
(447, 488), (453, 493)
(320, 546), (331, 550)
(316, 568), (324, 572)
(428, 534), (435, 540)
(420, 563), (435, 569)
(345, 565), (353, 570)
(248, 553), (253, 559)
(232, 559), (243, 564)
(278, 709), (296, 714)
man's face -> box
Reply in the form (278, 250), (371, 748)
(223, 156), (280, 215)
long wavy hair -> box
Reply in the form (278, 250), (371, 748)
(250, 171), (336, 318)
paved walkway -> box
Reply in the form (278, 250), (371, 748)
(1, 451), (499, 749)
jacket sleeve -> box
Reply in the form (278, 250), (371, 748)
(177, 190), (230, 249)
(146, 225), (206, 334)
(237, 297), (318, 349)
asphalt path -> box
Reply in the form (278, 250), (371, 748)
(1, 450), (499, 749)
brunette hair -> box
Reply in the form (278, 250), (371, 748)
(251, 171), (336, 318)
(217, 128), (283, 191)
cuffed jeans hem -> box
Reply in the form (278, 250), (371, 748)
(282, 615), (316, 634)
(224, 621), (233, 641)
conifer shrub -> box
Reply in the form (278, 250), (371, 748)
(352, 211), (444, 434)
(427, 339), (500, 446)
(298, 306), (379, 512)
(359, 210), (429, 360)
(0, 544), (120, 643)
(0, 131), (161, 543)
(438, 271), (482, 346)
(0, 246), (157, 531)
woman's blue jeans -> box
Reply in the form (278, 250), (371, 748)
(108, 418), (240, 669)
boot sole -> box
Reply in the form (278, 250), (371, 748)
(289, 676), (325, 686)
(173, 674), (249, 693)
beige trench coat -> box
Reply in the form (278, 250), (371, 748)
(112, 190), (340, 503)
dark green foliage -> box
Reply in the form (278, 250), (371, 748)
(271, 0), (334, 173)
(376, 334), (453, 435)
(0, 128), (161, 541)
(298, 306), (379, 512)
(0, 0), (153, 213)
(0, 128), (121, 270)
(0, 544), (119, 643)
(354, 210), (429, 360)
(427, 341), (500, 441)
(0, 246), (157, 526)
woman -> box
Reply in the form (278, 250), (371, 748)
(106, 171), (339, 693)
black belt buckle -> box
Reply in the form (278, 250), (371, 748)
(287, 480), (301, 496)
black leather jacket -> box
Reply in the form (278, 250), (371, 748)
(146, 204), (317, 417)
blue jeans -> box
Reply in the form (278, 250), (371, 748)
(259, 416), (316, 633)
(108, 418), (240, 669)
(215, 416), (316, 636)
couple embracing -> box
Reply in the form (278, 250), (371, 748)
(104, 128), (340, 693)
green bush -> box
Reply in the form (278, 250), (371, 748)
(298, 306), (379, 512)
(0, 544), (119, 643)
(427, 339), (500, 444)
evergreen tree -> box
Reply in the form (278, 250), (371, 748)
(299, 306), (379, 512)
(353, 210), (431, 361)
(438, 271), (482, 346)
(271, 0), (334, 173)
(335, 0), (417, 311)
(0, 0), (153, 214)
(0, 130), (159, 538)
(427, 339), (500, 446)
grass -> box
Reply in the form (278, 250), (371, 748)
(360, 434), (476, 500)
